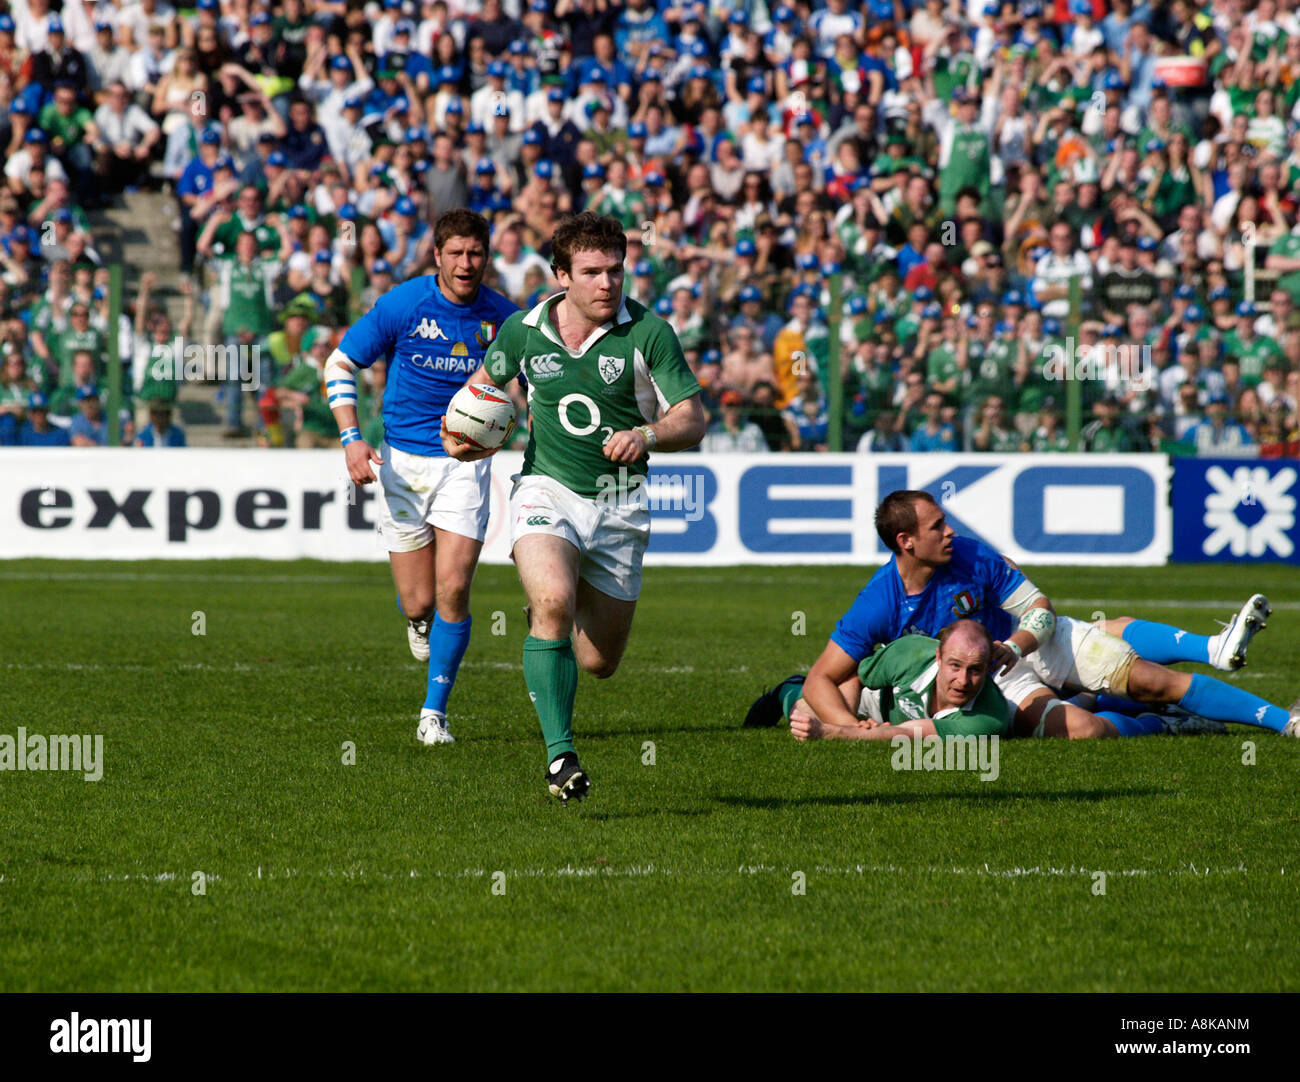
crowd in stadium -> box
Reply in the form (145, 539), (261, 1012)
(2, 0), (1300, 455)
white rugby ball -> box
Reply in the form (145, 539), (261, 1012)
(445, 383), (517, 450)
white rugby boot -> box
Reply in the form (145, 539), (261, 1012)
(1208, 594), (1270, 671)
(416, 708), (455, 745)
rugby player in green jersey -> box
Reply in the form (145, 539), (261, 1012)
(790, 620), (1013, 743)
(444, 212), (707, 802)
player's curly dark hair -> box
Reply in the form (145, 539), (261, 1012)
(433, 208), (490, 252)
(875, 489), (938, 554)
(550, 211), (627, 278)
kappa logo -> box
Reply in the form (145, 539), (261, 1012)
(598, 353), (624, 384)
(528, 353), (564, 380)
(410, 317), (449, 340)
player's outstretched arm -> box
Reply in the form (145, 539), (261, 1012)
(802, 640), (869, 733)
(792, 716), (939, 742)
(603, 393), (707, 464)
(324, 348), (384, 484)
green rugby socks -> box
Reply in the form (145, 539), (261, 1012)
(523, 635), (579, 759)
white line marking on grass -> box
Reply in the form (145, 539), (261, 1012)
(1056, 598), (1300, 611)
(1, 661), (753, 676)
(70, 861), (1268, 885)
(0, 570), (380, 586)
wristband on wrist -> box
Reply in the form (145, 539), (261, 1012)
(340, 426), (362, 447)
(635, 424), (657, 449)
(1006, 641), (1023, 661)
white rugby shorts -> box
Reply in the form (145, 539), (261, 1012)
(995, 615), (1138, 707)
(509, 473), (650, 601)
(375, 442), (491, 552)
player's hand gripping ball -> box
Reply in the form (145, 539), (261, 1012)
(443, 383), (516, 451)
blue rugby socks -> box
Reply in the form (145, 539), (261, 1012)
(1121, 620), (1211, 665)
(424, 613), (472, 713)
(1095, 710), (1165, 737)
(1178, 674), (1289, 732)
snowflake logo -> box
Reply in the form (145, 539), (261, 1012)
(1202, 466), (1297, 558)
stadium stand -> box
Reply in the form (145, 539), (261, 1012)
(1, 0), (1298, 455)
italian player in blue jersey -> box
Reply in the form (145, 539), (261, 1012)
(325, 208), (519, 746)
(746, 490), (1300, 741)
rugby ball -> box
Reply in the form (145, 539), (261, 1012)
(444, 383), (517, 450)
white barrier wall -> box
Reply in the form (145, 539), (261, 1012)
(0, 450), (1172, 565)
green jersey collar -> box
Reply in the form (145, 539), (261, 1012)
(522, 290), (632, 357)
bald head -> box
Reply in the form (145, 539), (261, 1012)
(935, 620), (993, 708)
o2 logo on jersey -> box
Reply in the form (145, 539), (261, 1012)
(410, 318), (449, 340)
(557, 393), (601, 436)
(557, 392), (617, 445)
(528, 353), (564, 381)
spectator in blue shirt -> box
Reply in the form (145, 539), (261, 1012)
(69, 386), (106, 446)
(135, 402), (188, 447)
(783, 370), (830, 451)
(19, 393), (70, 446)
(1185, 394), (1255, 457)
(281, 98), (330, 173)
(616, 0), (670, 57)
(176, 128), (222, 273)
(910, 391), (960, 452)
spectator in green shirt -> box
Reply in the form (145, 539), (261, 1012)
(52, 300), (104, 388)
(39, 82), (101, 208)
(0, 353), (34, 445)
(1029, 402), (1071, 452)
(276, 325), (339, 449)
(1081, 396), (1139, 452)
(972, 394), (1021, 452)
(1223, 301), (1285, 388)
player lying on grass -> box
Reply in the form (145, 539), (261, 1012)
(746, 489), (1300, 740)
(326, 208), (519, 746)
(442, 212), (707, 803)
(788, 620), (1012, 743)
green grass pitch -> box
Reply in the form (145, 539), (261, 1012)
(1, 560), (1297, 991)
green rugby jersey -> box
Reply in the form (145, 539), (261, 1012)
(486, 293), (700, 498)
(858, 635), (1011, 738)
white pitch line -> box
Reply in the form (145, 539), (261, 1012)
(0, 570), (380, 586)
(1055, 598), (1300, 611)
(0, 569), (1295, 606)
(48, 861), (1272, 886)
(0, 660), (751, 675)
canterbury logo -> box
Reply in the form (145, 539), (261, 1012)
(525, 516), (551, 526)
(410, 317), (449, 340)
(528, 353), (564, 378)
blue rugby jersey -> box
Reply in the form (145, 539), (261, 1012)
(338, 275), (518, 456)
(829, 536), (1024, 662)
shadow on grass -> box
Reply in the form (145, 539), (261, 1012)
(577, 807), (716, 823)
(715, 787), (1172, 809)
(459, 723), (746, 743)
(581, 723), (747, 739)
